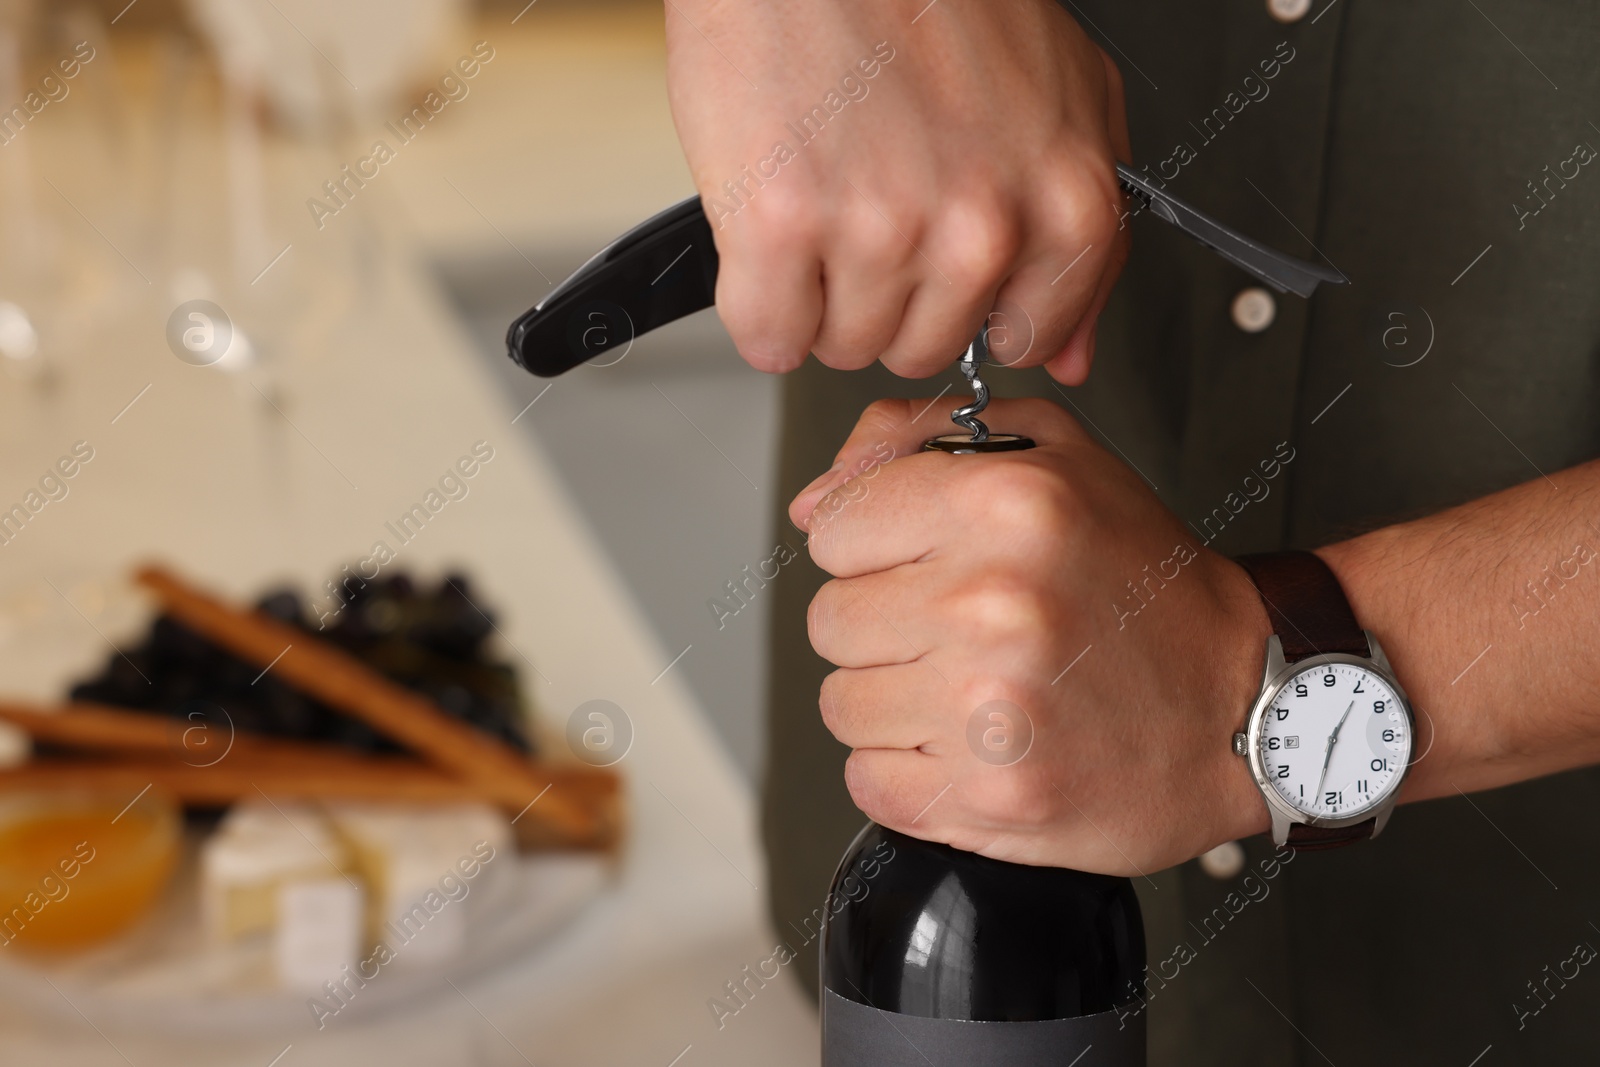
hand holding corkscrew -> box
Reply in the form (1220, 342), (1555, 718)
(506, 162), (1345, 391)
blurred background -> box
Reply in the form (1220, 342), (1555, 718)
(0, 0), (811, 1062)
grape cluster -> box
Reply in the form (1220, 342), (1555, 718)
(69, 571), (534, 754)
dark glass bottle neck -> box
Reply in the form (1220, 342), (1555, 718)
(822, 824), (1145, 1022)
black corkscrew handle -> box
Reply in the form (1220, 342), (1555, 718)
(507, 196), (717, 377)
(506, 167), (1344, 378)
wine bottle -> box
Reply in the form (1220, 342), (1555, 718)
(821, 823), (1146, 1066)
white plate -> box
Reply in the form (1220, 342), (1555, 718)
(0, 834), (614, 1036)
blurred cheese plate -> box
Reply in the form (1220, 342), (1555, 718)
(0, 567), (616, 1033)
(0, 800), (611, 1034)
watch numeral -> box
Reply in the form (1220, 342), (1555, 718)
(1373, 700), (1386, 714)
(1267, 737), (1281, 750)
(1275, 708), (1289, 721)
(1323, 673), (1337, 687)
(1382, 729), (1397, 743)
(1294, 683), (1308, 698)
(1276, 765), (1290, 779)
(1324, 790), (1342, 807)
(1371, 758), (1389, 772)
(1353, 679), (1365, 693)
(1357, 779), (1369, 794)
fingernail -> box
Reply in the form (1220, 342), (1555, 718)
(800, 462), (844, 496)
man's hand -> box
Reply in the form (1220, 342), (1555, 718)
(665, 0), (1130, 383)
(790, 398), (1271, 875)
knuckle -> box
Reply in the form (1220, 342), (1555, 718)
(742, 182), (821, 248)
(1003, 466), (1078, 533)
(953, 572), (1059, 645)
(955, 458), (1077, 539)
(941, 198), (1019, 291)
(1040, 160), (1121, 245)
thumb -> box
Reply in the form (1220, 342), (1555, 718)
(788, 398), (951, 530)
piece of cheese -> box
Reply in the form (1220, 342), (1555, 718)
(200, 802), (350, 943)
(0, 723), (29, 769)
(275, 878), (364, 990)
(322, 802), (511, 968)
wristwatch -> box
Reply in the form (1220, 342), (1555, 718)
(1231, 551), (1416, 850)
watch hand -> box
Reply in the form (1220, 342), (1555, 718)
(1329, 699), (1356, 749)
(1313, 701), (1356, 807)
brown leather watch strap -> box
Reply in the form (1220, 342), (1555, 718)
(1286, 818), (1376, 850)
(1239, 551), (1379, 851)
(1236, 551), (1369, 663)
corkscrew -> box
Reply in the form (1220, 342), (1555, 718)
(505, 165), (1346, 423)
(950, 331), (992, 442)
(921, 328), (1036, 455)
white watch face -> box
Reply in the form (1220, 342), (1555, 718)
(1257, 662), (1412, 819)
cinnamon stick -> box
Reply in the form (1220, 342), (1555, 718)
(0, 754), (620, 850)
(0, 699), (613, 794)
(133, 565), (604, 843)
(0, 700), (180, 755)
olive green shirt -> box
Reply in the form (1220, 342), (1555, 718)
(763, 2), (1600, 1062)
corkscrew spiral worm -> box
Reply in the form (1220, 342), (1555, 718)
(949, 330), (991, 442)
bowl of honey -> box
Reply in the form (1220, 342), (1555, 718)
(0, 789), (180, 954)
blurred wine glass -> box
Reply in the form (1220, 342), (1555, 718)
(170, 0), (468, 403)
(0, 11), (49, 386)
(0, 2), (148, 389)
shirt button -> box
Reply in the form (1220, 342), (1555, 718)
(1267, 0), (1313, 22)
(1199, 841), (1246, 880)
(1231, 287), (1277, 333)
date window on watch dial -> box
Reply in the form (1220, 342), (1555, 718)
(1284, 736), (1300, 749)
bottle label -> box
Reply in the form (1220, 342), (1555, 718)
(822, 988), (1144, 1066)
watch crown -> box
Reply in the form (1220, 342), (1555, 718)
(1232, 732), (1248, 757)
